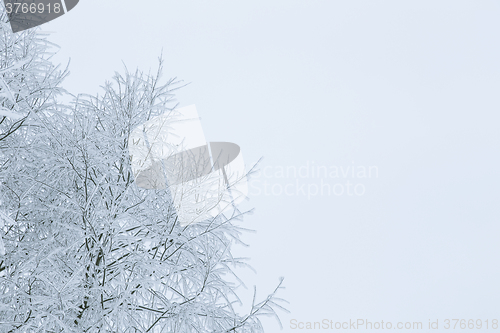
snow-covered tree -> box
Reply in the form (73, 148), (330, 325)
(0, 11), (67, 144)
(0, 8), (68, 320)
(0, 10), (286, 333)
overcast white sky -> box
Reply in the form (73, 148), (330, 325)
(43, 1), (500, 331)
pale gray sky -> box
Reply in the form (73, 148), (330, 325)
(45, 1), (500, 331)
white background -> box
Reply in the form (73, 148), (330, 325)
(43, 1), (500, 331)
